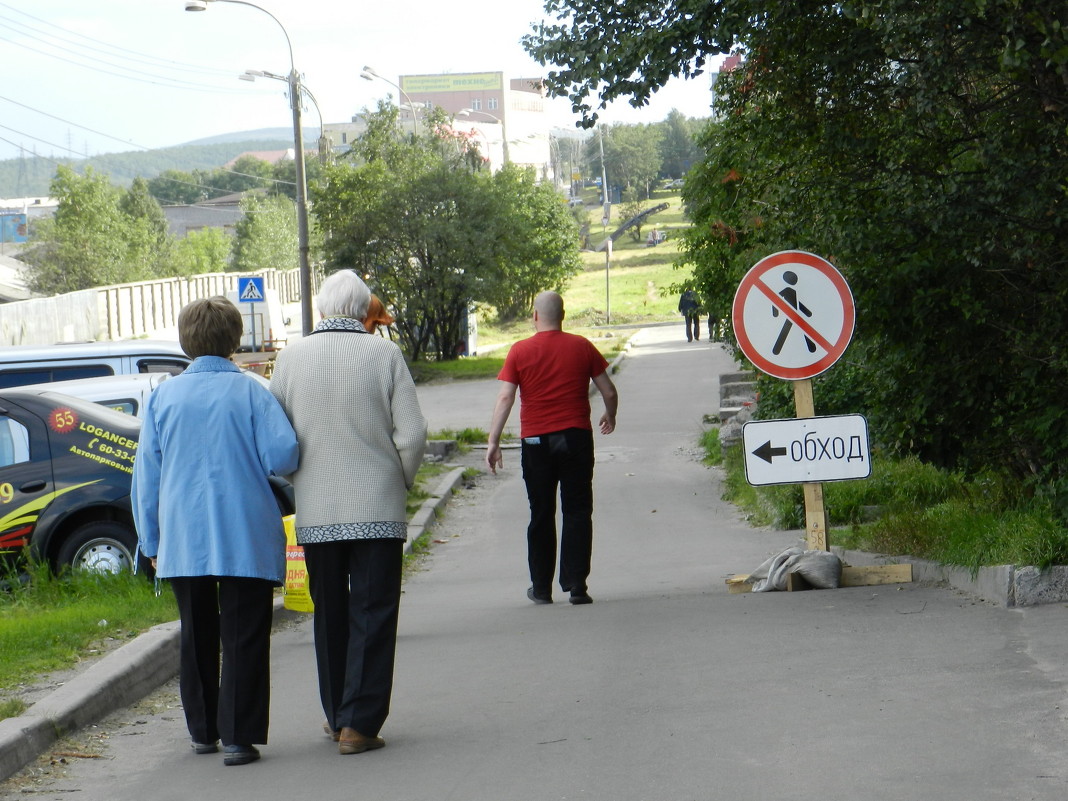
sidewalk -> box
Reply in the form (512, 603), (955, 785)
(2, 324), (1066, 800)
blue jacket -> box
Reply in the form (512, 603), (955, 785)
(132, 356), (299, 582)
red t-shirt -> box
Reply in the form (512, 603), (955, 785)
(498, 330), (609, 437)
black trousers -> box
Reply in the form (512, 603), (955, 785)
(303, 539), (403, 738)
(170, 576), (275, 746)
(520, 428), (595, 595)
(684, 313), (701, 341)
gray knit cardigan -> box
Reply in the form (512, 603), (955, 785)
(269, 321), (427, 542)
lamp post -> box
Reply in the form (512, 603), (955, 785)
(184, 0), (314, 336)
(599, 125), (611, 325)
(241, 70), (331, 164)
(359, 67), (420, 133)
(457, 108), (508, 165)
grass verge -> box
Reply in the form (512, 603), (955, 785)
(0, 561), (178, 707)
(709, 437), (1068, 572)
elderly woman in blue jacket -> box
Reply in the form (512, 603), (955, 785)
(132, 296), (299, 767)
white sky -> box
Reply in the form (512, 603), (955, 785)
(0, 0), (723, 164)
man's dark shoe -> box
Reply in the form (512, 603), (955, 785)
(191, 740), (218, 755)
(223, 744), (260, 766)
(527, 586), (553, 605)
(569, 590), (593, 605)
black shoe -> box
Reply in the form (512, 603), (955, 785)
(569, 590), (593, 605)
(527, 586), (552, 605)
(191, 740), (218, 755)
(223, 744), (260, 766)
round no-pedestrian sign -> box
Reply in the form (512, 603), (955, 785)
(732, 251), (855, 380)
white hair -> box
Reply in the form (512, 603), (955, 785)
(316, 270), (372, 319)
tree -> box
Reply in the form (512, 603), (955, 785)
(314, 105), (581, 359)
(121, 177), (172, 275)
(585, 124), (663, 200)
(658, 109), (703, 178)
(167, 227), (231, 277)
(207, 154), (275, 198)
(482, 164), (582, 321)
(147, 169), (205, 205)
(526, 1), (1068, 503)
(23, 166), (161, 294)
(231, 193), (299, 273)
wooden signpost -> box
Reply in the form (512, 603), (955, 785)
(727, 251), (910, 590)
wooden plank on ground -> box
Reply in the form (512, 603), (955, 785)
(840, 564), (913, 587)
(725, 564), (913, 593)
(725, 574), (752, 594)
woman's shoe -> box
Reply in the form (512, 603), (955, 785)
(222, 744), (260, 766)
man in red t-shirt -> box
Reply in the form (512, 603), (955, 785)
(486, 291), (619, 605)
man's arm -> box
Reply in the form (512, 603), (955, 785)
(486, 380), (518, 474)
(592, 371), (618, 435)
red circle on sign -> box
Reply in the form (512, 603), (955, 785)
(732, 251), (855, 380)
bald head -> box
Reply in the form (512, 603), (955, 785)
(533, 291), (564, 330)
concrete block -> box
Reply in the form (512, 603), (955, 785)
(1012, 566), (1068, 606)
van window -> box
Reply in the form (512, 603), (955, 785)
(137, 359), (187, 376)
(93, 399), (138, 415)
(0, 364), (114, 389)
(0, 417), (30, 468)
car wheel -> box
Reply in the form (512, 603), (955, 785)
(57, 521), (138, 575)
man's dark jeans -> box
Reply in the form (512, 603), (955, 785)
(520, 427), (595, 596)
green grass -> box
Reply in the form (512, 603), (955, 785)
(471, 194), (692, 355)
(409, 354), (506, 383)
(0, 560), (178, 703)
(709, 436), (1068, 571)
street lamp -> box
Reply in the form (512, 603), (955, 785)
(359, 66), (420, 131)
(184, 0), (314, 336)
(241, 70), (331, 163)
(457, 108), (508, 164)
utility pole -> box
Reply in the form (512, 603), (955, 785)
(599, 125), (611, 325)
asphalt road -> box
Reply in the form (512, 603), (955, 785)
(4, 324), (1067, 801)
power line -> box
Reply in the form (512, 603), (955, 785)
(0, 2), (236, 79)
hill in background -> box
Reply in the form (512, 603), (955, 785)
(0, 128), (318, 200)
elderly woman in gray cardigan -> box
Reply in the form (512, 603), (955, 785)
(270, 270), (427, 756)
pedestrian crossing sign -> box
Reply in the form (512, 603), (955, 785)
(238, 276), (265, 303)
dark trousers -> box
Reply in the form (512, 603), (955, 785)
(684, 314), (701, 341)
(520, 428), (595, 595)
(303, 539), (403, 738)
(170, 576), (275, 746)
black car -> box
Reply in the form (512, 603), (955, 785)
(0, 389), (293, 575)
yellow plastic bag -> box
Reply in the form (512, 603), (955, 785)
(283, 515), (314, 612)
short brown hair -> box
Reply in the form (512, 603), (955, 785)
(178, 296), (243, 358)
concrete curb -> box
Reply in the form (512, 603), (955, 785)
(0, 465), (469, 783)
(832, 547), (1068, 607)
(0, 621), (182, 782)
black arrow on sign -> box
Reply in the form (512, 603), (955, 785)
(752, 441), (787, 464)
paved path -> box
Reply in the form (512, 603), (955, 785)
(4, 324), (1067, 800)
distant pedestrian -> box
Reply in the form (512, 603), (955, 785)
(679, 289), (701, 342)
(485, 291), (618, 605)
(270, 270), (427, 756)
(132, 296), (299, 767)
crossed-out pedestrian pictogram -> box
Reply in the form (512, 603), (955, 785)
(732, 251), (855, 380)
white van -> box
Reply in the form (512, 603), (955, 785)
(17, 369), (271, 418)
(0, 340), (192, 390)
(16, 373), (173, 417)
(224, 289), (289, 352)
